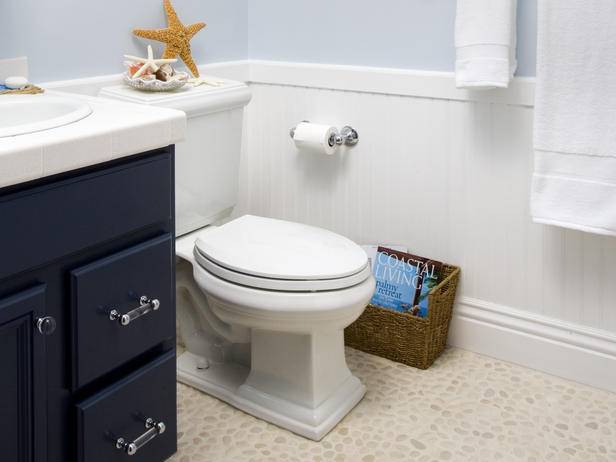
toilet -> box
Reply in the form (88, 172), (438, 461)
(100, 79), (375, 441)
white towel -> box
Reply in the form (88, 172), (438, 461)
(531, 0), (616, 236)
(455, 0), (518, 89)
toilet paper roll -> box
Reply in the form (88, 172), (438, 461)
(292, 122), (338, 155)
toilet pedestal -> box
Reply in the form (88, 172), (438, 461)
(177, 327), (365, 441)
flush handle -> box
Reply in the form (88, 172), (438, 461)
(115, 417), (166, 456)
(109, 296), (160, 327)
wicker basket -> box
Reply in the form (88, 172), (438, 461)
(345, 264), (460, 369)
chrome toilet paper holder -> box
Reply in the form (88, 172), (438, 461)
(289, 121), (359, 147)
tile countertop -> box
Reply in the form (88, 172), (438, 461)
(0, 91), (186, 189)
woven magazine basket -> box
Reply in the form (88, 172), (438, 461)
(345, 264), (460, 370)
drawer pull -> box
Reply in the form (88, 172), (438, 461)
(115, 417), (166, 456)
(109, 296), (160, 326)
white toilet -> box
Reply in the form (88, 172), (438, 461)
(100, 79), (375, 441)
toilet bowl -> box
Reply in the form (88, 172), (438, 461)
(176, 215), (375, 440)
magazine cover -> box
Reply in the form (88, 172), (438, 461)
(414, 257), (442, 317)
(370, 247), (442, 317)
(370, 248), (420, 312)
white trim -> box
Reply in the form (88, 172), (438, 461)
(247, 60), (535, 106)
(41, 61), (250, 96)
(41, 59), (534, 106)
(449, 297), (616, 392)
(202, 60), (251, 83)
(43, 72), (123, 96)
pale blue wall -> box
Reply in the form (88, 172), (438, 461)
(248, 0), (537, 76)
(1, 0), (248, 81)
(1, 0), (537, 82)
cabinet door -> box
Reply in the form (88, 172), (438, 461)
(0, 285), (47, 462)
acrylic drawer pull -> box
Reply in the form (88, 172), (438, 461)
(109, 296), (160, 327)
(115, 417), (166, 456)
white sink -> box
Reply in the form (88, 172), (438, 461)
(0, 94), (92, 138)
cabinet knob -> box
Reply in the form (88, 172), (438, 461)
(36, 316), (57, 336)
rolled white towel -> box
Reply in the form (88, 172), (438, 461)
(455, 0), (518, 89)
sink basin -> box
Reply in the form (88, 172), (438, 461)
(0, 94), (92, 138)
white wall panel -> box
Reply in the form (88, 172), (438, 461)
(44, 58), (614, 387)
(236, 81), (616, 335)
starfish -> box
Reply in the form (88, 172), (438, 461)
(188, 76), (225, 87)
(133, 0), (206, 78)
(124, 45), (176, 78)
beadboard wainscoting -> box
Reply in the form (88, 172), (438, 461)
(233, 62), (616, 392)
(47, 60), (616, 391)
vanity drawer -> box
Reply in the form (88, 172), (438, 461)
(76, 350), (177, 462)
(0, 150), (173, 282)
(71, 234), (174, 389)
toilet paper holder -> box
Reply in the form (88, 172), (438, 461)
(289, 121), (359, 147)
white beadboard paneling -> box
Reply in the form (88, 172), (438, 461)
(43, 60), (616, 387)
(237, 81), (616, 393)
(237, 78), (616, 363)
(232, 63), (613, 389)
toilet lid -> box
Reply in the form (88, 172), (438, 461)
(194, 215), (369, 282)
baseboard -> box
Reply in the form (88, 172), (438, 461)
(449, 297), (616, 393)
(41, 59), (534, 106)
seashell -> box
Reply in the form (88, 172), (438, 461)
(123, 71), (188, 92)
(124, 45), (176, 79)
(125, 61), (144, 77)
(155, 63), (176, 82)
(170, 73), (188, 83)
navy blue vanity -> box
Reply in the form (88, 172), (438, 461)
(0, 147), (177, 462)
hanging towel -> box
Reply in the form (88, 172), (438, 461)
(455, 0), (518, 89)
(531, 0), (616, 236)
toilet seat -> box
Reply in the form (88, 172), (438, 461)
(194, 215), (371, 292)
(194, 247), (372, 291)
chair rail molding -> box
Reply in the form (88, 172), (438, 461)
(43, 59), (535, 106)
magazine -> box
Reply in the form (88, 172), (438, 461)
(369, 247), (442, 317)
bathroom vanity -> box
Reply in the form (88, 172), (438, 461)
(0, 147), (177, 462)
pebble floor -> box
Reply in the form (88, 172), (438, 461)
(169, 347), (616, 462)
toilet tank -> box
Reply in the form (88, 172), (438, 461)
(100, 79), (252, 236)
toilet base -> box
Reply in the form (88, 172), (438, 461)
(177, 351), (366, 441)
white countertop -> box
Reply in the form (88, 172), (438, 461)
(0, 91), (186, 188)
